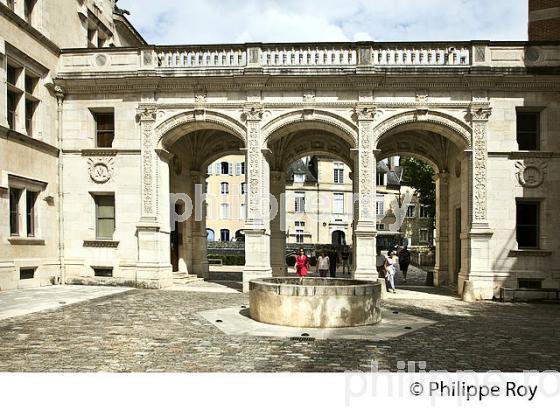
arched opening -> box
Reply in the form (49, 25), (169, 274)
(157, 111), (246, 277)
(332, 230), (346, 245)
(374, 111), (471, 291)
(262, 112), (358, 277)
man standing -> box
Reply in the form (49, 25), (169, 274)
(399, 245), (411, 283)
(317, 251), (330, 278)
(341, 246), (350, 276)
(376, 249), (387, 278)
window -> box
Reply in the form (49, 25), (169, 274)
(516, 200), (539, 249)
(333, 162), (344, 184)
(94, 111), (115, 148)
(20, 268), (35, 280)
(221, 182), (229, 195)
(25, 75), (37, 94)
(7, 91), (17, 131)
(207, 164), (212, 175)
(25, 99), (36, 136)
(236, 161), (245, 175)
(7, 64), (19, 86)
(9, 188), (22, 236)
(206, 229), (215, 241)
(24, 0), (36, 24)
(241, 182), (246, 195)
(220, 161), (231, 175)
(294, 192), (305, 213)
(26, 191), (38, 237)
(516, 111), (540, 151)
(240, 203), (246, 218)
(377, 223), (385, 231)
(420, 205), (430, 218)
(333, 193), (344, 214)
(220, 229), (230, 241)
(406, 204), (415, 218)
(93, 268), (113, 277)
(376, 195), (384, 216)
(420, 228), (429, 243)
(294, 173), (306, 183)
(295, 221), (305, 244)
(376, 173), (386, 186)
(220, 203), (229, 219)
(518, 278), (542, 289)
(94, 194), (115, 239)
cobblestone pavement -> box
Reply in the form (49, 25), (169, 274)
(1, 277), (559, 372)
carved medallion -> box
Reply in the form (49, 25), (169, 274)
(88, 158), (115, 183)
(515, 160), (547, 188)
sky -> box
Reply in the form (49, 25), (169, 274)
(118, 0), (528, 45)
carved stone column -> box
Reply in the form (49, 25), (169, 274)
(460, 105), (494, 300)
(190, 171), (209, 279)
(270, 170), (287, 277)
(136, 106), (173, 288)
(242, 106), (272, 291)
(352, 106), (378, 281)
(434, 172), (450, 286)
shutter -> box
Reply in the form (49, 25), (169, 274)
(235, 162), (241, 176)
(228, 161), (233, 175)
(215, 162), (221, 175)
(207, 164), (212, 175)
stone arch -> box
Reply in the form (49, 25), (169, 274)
(376, 150), (441, 173)
(155, 110), (246, 149)
(262, 109), (358, 147)
(373, 110), (472, 150)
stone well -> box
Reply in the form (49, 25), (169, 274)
(249, 277), (382, 328)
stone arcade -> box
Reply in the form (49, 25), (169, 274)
(1, 1), (560, 301)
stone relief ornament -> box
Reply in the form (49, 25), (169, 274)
(515, 160), (547, 188)
(88, 157), (115, 183)
(194, 90), (207, 103)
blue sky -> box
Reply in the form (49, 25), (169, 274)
(119, 0), (528, 45)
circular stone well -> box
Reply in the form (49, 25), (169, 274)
(249, 277), (382, 328)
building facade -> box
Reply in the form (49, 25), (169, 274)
(1, 0), (559, 300)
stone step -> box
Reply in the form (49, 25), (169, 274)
(172, 275), (205, 285)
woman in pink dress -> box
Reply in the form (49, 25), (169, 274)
(294, 248), (310, 277)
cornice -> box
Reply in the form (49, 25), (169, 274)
(0, 126), (59, 156)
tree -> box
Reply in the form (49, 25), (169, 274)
(400, 158), (436, 219)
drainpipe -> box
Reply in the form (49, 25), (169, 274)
(55, 86), (65, 285)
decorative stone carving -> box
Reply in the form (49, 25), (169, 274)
(303, 90), (315, 103)
(515, 160), (547, 188)
(469, 105), (491, 223)
(194, 90), (207, 103)
(95, 54), (107, 67)
(88, 157), (115, 183)
(139, 107), (157, 217)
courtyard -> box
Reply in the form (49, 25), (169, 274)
(1, 267), (559, 373)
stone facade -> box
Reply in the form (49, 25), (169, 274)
(1, 1), (560, 300)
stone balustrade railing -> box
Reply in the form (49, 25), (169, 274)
(57, 42), (560, 74)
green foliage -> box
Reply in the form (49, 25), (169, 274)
(207, 254), (245, 265)
(401, 158), (436, 218)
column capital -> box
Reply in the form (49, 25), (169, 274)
(434, 171), (450, 184)
(353, 105), (380, 121)
(242, 105), (265, 122)
(137, 106), (157, 122)
(468, 105), (492, 122)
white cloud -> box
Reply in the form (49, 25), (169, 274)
(118, 0), (528, 45)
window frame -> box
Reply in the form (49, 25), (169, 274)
(515, 109), (541, 151)
(333, 192), (344, 214)
(92, 110), (115, 148)
(294, 191), (305, 213)
(93, 193), (116, 240)
(516, 199), (540, 250)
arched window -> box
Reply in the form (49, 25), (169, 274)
(221, 182), (229, 194)
(220, 229), (230, 241)
(206, 228), (215, 241)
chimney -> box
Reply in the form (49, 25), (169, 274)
(528, 0), (560, 41)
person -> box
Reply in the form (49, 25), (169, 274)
(384, 250), (399, 293)
(294, 248), (310, 277)
(317, 251), (330, 278)
(376, 249), (387, 278)
(328, 250), (338, 278)
(341, 247), (350, 276)
(398, 245), (411, 283)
